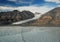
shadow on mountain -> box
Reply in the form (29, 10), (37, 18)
(0, 10), (34, 25)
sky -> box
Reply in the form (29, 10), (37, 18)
(0, 0), (60, 14)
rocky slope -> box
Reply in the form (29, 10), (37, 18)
(20, 7), (60, 26)
(0, 10), (34, 25)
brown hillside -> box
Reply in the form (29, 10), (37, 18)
(20, 7), (60, 26)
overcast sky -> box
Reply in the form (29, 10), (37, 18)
(0, 0), (60, 13)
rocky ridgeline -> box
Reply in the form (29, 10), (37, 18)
(20, 7), (60, 26)
(0, 10), (34, 25)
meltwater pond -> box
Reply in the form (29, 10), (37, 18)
(0, 26), (60, 42)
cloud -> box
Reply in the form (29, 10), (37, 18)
(8, 0), (16, 2)
(45, 0), (60, 3)
(57, 4), (60, 6)
(8, 0), (34, 5)
(0, 5), (54, 14)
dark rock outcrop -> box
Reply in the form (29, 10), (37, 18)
(0, 10), (34, 25)
(20, 7), (60, 27)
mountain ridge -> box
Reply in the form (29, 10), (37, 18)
(0, 10), (34, 25)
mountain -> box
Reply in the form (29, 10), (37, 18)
(0, 10), (34, 25)
(20, 7), (60, 26)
